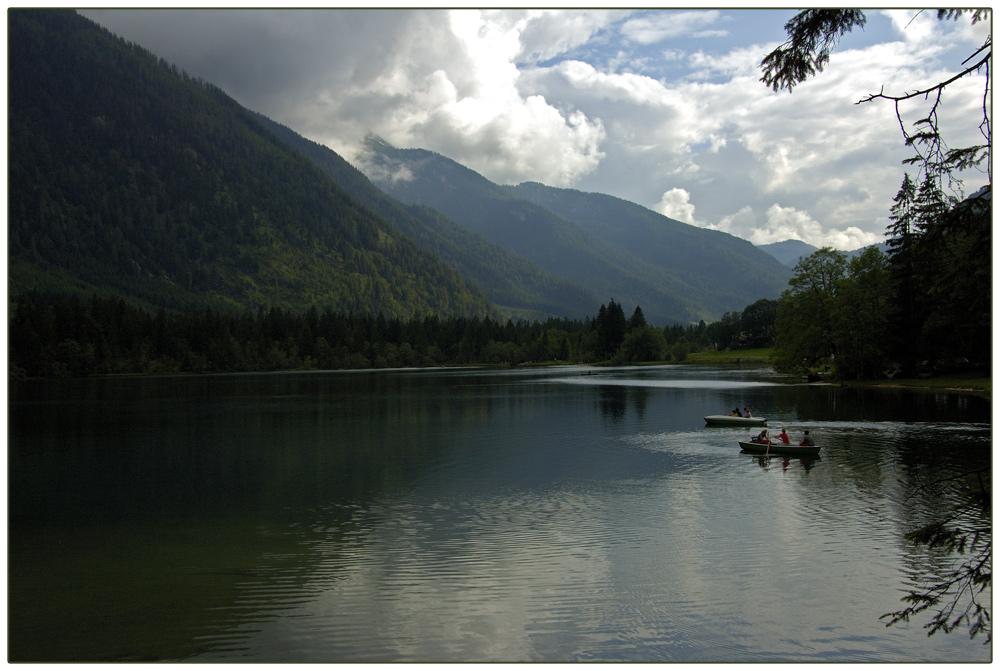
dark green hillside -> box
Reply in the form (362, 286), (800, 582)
(253, 116), (597, 320)
(8, 10), (493, 319)
(507, 182), (792, 315)
(359, 139), (705, 325)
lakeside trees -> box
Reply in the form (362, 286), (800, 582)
(9, 295), (717, 379)
(773, 179), (989, 381)
(706, 298), (779, 352)
(774, 248), (846, 372)
(773, 244), (896, 381)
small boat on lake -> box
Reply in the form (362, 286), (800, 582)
(704, 414), (767, 427)
(738, 440), (820, 456)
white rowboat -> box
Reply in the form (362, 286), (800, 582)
(704, 414), (767, 427)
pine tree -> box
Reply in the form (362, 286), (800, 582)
(916, 181), (989, 365)
(885, 173), (917, 262)
(911, 174), (961, 365)
(884, 173), (922, 375)
(604, 300), (627, 357)
(627, 305), (647, 331)
(594, 300), (627, 359)
(913, 172), (952, 235)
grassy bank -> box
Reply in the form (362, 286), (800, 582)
(684, 348), (775, 365)
(850, 372), (991, 395)
(679, 348), (990, 396)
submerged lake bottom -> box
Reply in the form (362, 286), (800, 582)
(8, 365), (991, 662)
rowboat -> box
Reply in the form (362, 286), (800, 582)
(704, 414), (767, 427)
(738, 440), (820, 456)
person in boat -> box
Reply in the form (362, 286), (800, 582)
(752, 429), (768, 443)
(732, 408), (742, 417)
(777, 428), (790, 444)
(743, 407), (751, 418)
(799, 430), (815, 447)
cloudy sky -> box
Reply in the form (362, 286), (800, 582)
(80, 8), (990, 250)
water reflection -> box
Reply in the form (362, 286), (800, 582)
(8, 366), (991, 662)
(746, 454), (820, 471)
(594, 384), (649, 421)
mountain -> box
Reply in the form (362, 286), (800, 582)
(8, 9), (494, 320)
(757, 240), (819, 267)
(359, 140), (688, 324)
(252, 116), (597, 321)
(360, 139), (791, 324)
(507, 182), (793, 317)
(759, 240), (892, 268)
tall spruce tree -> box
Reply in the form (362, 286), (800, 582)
(917, 183), (991, 365)
(885, 173), (922, 375)
(886, 173), (918, 259)
(595, 300), (627, 359)
(913, 172), (953, 235)
(628, 305), (647, 331)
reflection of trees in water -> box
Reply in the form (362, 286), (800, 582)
(883, 428), (991, 643)
(734, 376), (991, 643)
(769, 384), (988, 424)
(595, 385), (647, 422)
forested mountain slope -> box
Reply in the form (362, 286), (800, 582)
(507, 182), (792, 316)
(9, 9), (494, 319)
(360, 139), (789, 324)
(360, 141), (695, 324)
(253, 115), (597, 320)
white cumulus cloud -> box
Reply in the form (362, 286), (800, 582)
(712, 204), (882, 250)
(655, 188), (699, 225)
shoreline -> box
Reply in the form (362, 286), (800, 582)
(681, 350), (991, 397)
(840, 376), (991, 396)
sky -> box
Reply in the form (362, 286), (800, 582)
(79, 7), (991, 251)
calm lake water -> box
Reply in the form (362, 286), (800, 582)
(8, 365), (991, 662)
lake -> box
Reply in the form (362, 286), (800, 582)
(8, 365), (991, 662)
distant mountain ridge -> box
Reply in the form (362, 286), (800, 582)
(758, 240), (891, 267)
(360, 139), (791, 324)
(757, 240), (820, 267)
(507, 182), (793, 317)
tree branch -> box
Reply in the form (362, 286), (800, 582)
(761, 10), (992, 187)
(855, 49), (991, 106)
